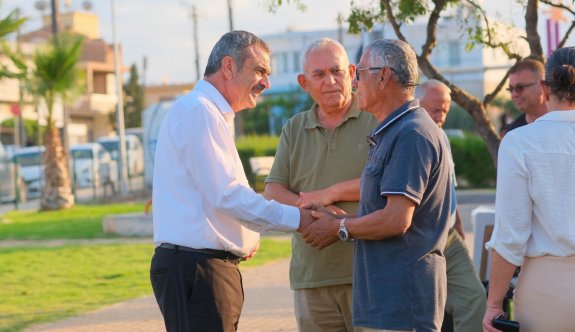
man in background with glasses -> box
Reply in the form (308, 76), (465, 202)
(302, 39), (452, 331)
(504, 59), (548, 135)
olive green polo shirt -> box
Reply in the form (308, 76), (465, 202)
(266, 96), (378, 289)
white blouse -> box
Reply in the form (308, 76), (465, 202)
(486, 110), (575, 266)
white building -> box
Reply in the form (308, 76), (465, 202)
(262, 28), (362, 95)
(0, 11), (122, 146)
(262, 10), (527, 100)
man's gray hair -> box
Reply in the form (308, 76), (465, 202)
(365, 39), (418, 93)
(300, 38), (349, 71)
(204, 30), (270, 77)
(415, 79), (451, 99)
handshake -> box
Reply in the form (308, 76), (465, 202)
(297, 203), (348, 250)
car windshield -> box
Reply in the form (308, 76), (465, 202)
(71, 149), (93, 159)
(99, 141), (118, 153)
(15, 152), (44, 166)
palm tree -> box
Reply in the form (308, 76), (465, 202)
(32, 34), (84, 210)
(0, 9), (27, 80)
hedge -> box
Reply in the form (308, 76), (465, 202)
(449, 134), (496, 188)
(236, 135), (279, 186)
(235, 134), (496, 189)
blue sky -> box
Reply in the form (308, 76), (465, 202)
(0, 0), (566, 85)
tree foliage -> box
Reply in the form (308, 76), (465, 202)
(123, 63), (144, 129)
(0, 9), (26, 80)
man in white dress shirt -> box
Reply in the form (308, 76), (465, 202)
(150, 30), (314, 332)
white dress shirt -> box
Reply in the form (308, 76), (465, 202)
(486, 110), (575, 266)
(152, 80), (300, 256)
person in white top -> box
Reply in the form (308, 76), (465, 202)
(483, 46), (575, 332)
(150, 30), (314, 332)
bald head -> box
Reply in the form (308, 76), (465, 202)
(417, 80), (452, 127)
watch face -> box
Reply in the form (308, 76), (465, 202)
(339, 229), (348, 241)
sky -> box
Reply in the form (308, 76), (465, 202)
(0, 0), (562, 85)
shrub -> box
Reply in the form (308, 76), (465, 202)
(449, 134), (496, 188)
(236, 135), (279, 186)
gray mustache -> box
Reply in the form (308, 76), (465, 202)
(253, 84), (265, 93)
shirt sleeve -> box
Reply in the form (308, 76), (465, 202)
(485, 134), (532, 266)
(380, 130), (437, 205)
(172, 104), (299, 233)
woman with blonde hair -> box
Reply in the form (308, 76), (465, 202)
(483, 46), (575, 332)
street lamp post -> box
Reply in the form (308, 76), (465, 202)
(111, 0), (129, 196)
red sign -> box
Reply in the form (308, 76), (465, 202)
(10, 104), (21, 116)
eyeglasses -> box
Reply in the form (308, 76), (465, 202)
(355, 67), (386, 81)
(506, 82), (538, 94)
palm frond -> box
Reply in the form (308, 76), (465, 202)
(0, 10), (26, 38)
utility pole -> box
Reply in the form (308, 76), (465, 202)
(15, 8), (25, 147)
(227, 0), (234, 31)
(50, 0), (71, 166)
(227, 0), (243, 137)
(142, 55), (147, 87)
(50, 0), (59, 35)
(192, 5), (200, 81)
(111, 0), (129, 195)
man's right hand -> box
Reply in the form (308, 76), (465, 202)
(297, 208), (315, 233)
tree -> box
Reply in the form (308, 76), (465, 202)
(267, 0), (575, 165)
(123, 63), (144, 128)
(0, 9), (27, 80)
(31, 34), (84, 211)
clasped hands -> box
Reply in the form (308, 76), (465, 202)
(297, 202), (348, 250)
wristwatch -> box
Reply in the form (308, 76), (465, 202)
(338, 218), (352, 241)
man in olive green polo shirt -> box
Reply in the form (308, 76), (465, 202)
(264, 38), (377, 332)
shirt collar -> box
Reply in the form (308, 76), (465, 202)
(370, 99), (419, 137)
(195, 79), (235, 117)
(535, 110), (575, 123)
(305, 94), (362, 129)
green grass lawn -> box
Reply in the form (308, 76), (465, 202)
(0, 238), (291, 332)
(0, 203), (145, 240)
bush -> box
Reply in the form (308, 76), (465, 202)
(234, 134), (495, 189)
(236, 135), (279, 186)
(449, 134), (496, 188)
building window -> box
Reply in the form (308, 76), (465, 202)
(448, 42), (460, 66)
(293, 52), (300, 72)
(93, 72), (107, 94)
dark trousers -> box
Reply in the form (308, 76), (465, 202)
(150, 247), (244, 332)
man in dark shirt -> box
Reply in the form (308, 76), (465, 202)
(503, 59), (547, 135)
(302, 39), (452, 332)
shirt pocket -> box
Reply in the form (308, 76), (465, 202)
(361, 158), (384, 200)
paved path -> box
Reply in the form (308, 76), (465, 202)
(13, 189), (494, 332)
(23, 259), (297, 332)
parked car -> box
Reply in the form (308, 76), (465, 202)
(70, 143), (119, 191)
(125, 127), (143, 145)
(97, 134), (144, 177)
(13, 146), (45, 199)
(0, 143), (27, 203)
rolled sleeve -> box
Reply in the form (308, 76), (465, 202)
(485, 135), (531, 266)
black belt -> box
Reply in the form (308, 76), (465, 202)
(159, 243), (242, 265)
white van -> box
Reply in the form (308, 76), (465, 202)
(97, 134), (144, 177)
(70, 143), (119, 191)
